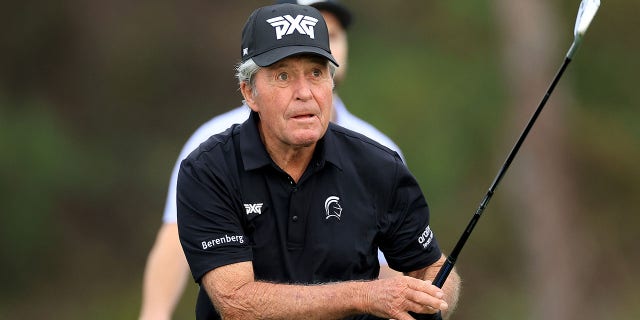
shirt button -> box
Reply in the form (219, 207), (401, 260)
(292, 186), (298, 192)
(292, 215), (298, 222)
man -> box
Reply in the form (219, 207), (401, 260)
(139, 1), (404, 319)
(177, 3), (460, 320)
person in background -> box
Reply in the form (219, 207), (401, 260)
(177, 3), (460, 319)
(139, 1), (404, 319)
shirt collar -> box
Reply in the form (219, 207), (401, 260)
(321, 123), (344, 171)
(239, 111), (272, 171)
(239, 111), (343, 172)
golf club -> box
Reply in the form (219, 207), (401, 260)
(412, 0), (601, 319)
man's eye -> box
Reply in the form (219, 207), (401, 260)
(312, 69), (322, 77)
(277, 72), (288, 81)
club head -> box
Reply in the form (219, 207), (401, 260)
(567, 0), (600, 59)
(574, 0), (600, 37)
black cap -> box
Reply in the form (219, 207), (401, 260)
(276, 0), (353, 30)
(241, 4), (338, 67)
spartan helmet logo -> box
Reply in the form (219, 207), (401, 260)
(324, 196), (342, 220)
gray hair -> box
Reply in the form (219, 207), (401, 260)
(235, 58), (337, 97)
(235, 59), (261, 94)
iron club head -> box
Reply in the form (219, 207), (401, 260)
(575, 0), (601, 36)
(567, 0), (601, 58)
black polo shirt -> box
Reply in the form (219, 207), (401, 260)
(177, 111), (442, 320)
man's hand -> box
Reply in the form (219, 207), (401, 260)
(363, 276), (448, 320)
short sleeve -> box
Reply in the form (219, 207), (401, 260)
(177, 155), (252, 282)
(378, 162), (442, 272)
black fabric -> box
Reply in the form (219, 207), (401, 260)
(240, 3), (338, 66)
(178, 111), (442, 319)
(196, 288), (218, 320)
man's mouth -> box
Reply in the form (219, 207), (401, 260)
(292, 114), (315, 119)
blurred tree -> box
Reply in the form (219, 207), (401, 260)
(494, 0), (590, 319)
(0, 0), (638, 319)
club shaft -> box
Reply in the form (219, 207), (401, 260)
(432, 54), (574, 289)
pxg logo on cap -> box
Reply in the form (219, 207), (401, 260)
(267, 14), (318, 40)
(241, 3), (338, 67)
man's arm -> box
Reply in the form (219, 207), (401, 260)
(404, 254), (461, 319)
(379, 265), (402, 279)
(139, 223), (190, 320)
(202, 261), (449, 320)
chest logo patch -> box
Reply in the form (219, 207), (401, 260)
(244, 203), (264, 215)
(324, 196), (342, 220)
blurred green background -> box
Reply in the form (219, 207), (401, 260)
(1, 0), (638, 319)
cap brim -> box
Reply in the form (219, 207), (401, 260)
(252, 45), (339, 67)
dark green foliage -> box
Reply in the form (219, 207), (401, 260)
(1, 0), (638, 318)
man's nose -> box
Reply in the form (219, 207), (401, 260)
(292, 77), (313, 100)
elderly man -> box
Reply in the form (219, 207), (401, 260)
(139, 2), (405, 319)
(178, 3), (460, 320)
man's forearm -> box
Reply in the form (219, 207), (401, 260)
(203, 261), (449, 319)
(205, 273), (368, 319)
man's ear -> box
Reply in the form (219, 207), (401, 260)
(240, 82), (258, 112)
